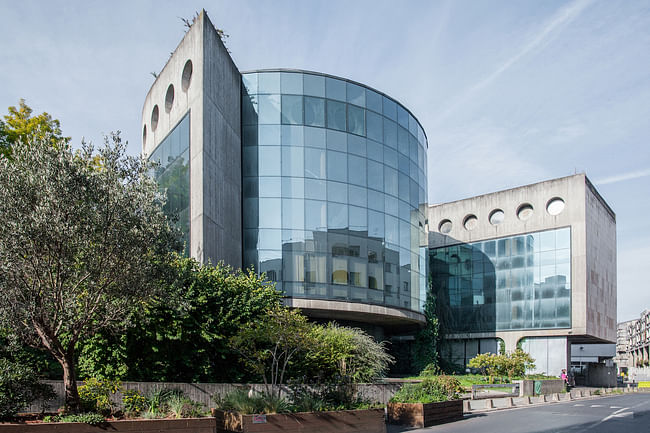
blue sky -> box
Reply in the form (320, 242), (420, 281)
(1, 0), (648, 321)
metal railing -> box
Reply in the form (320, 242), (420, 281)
(471, 383), (520, 400)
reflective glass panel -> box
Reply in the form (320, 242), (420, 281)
(281, 95), (303, 125)
(347, 104), (365, 136)
(326, 77), (346, 101)
(327, 100), (346, 131)
(304, 97), (325, 127)
(347, 82), (366, 107)
(303, 74), (325, 97)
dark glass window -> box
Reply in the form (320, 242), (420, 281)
(326, 100), (346, 131)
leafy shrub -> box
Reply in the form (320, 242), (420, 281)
(122, 389), (146, 415)
(390, 376), (462, 404)
(0, 359), (55, 420)
(289, 376), (377, 412)
(143, 387), (183, 417)
(213, 389), (292, 415)
(45, 412), (105, 425)
(78, 378), (121, 415)
(301, 324), (395, 383)
(167, 394), (206, 418)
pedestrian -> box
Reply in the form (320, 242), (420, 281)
(561, 369), (568, 390)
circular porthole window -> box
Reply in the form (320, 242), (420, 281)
(489, 209), (505, 225)
(439, 219), (452, 234)
(463, 214), (478, 231)
(142, 125), (147, 145)
(547, 197), (565, 216)
(517, 203), (534, 221)
(182, 60), (193, 92)
(165, 84), (174, 113)
(151, 105), (159, 131)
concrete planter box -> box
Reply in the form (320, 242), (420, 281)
(213, 408), (385, 433)
(387, 400), (463, 428)
(0, 418), (216, 433)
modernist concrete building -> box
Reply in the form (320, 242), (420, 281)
(141, 12), (617, 374)
(428, 174), (617, 375)
(624, 311), (650, 368)
(141, 12), (428, 344)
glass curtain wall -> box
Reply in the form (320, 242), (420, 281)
(148, 113), (190, 254)
(430, 227), (571, 331)
(242, 71), (428, 313)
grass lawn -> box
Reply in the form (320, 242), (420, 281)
(405, 374), (559, 391)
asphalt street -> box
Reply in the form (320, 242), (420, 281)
(387, 393), (650, 433)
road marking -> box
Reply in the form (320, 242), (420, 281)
(609, 406), (622, 409)
(574, 403), (584, 406)
(590, 404), (603, 407)
(602, 407), (630, 422)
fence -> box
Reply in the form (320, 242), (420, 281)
(470, 383), (520, 400)
(27, 381), (404, 412)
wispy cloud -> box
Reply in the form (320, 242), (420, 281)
(431, 0), (594, 126)
(594, 168), (650, 185)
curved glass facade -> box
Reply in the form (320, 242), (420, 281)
(242, 71), (428, 313)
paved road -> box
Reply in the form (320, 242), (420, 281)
(387, 393), (650, 433)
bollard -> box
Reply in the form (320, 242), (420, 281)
(526, 396), (532, 404)
(552, 393), (560, 401)
(567, 392), (573, 400)
(538, 395), (546, 403)
(505, 397), (513, 408)
(485, 399), (495, 409)
(463, 400), (471, 412)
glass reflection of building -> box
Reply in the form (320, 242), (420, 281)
(148, 113), (190, 254)
(241, 71), (428, 313)
(430, 227), (571, 332)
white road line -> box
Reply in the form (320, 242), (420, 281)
(609, 406), (622, 409)
(574, 403), (584, 406)
(590, 404), (603, 407)
(602, 407), (630, 422)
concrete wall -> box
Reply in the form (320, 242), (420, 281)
(141, 12), (242, 268)
(199, 13), (242, 268)
(584, 179), (617, 343)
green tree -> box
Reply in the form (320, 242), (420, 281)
(77, 257), (282, 383)
(301, 323), (394, 383)
(0, 132), (179, 411)
(413, 292), (440, 372)
(231, 308), (315, 398)
(0, 99), (69, 158)
(468, 352), (500, 383)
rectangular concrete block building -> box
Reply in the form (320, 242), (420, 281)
(428, 174), (616, 375)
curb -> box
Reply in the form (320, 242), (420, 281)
(464, 388), (641, 414)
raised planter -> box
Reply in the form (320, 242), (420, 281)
(213, 408), (385, 433)
(0, 417), (216, 433)
(387, 400), (463, 428)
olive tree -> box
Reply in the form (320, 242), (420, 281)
(0, 132), (179, 411)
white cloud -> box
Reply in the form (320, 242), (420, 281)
(594, 168), (650, 185)
(431, 0), (594, 127)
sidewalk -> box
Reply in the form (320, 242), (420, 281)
(463, 386), (645, 413)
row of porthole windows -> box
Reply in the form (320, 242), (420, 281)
(438, 197), (566, 234)
(143, 59), (193, 146)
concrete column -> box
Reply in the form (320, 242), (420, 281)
(501, 334), (520, 353)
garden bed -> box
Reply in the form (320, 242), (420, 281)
(0, 417), (215, 433)
(213, 408), (386, 433)
(387, 400), (463, 428)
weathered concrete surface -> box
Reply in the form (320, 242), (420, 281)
(141, 11), (242, 268)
